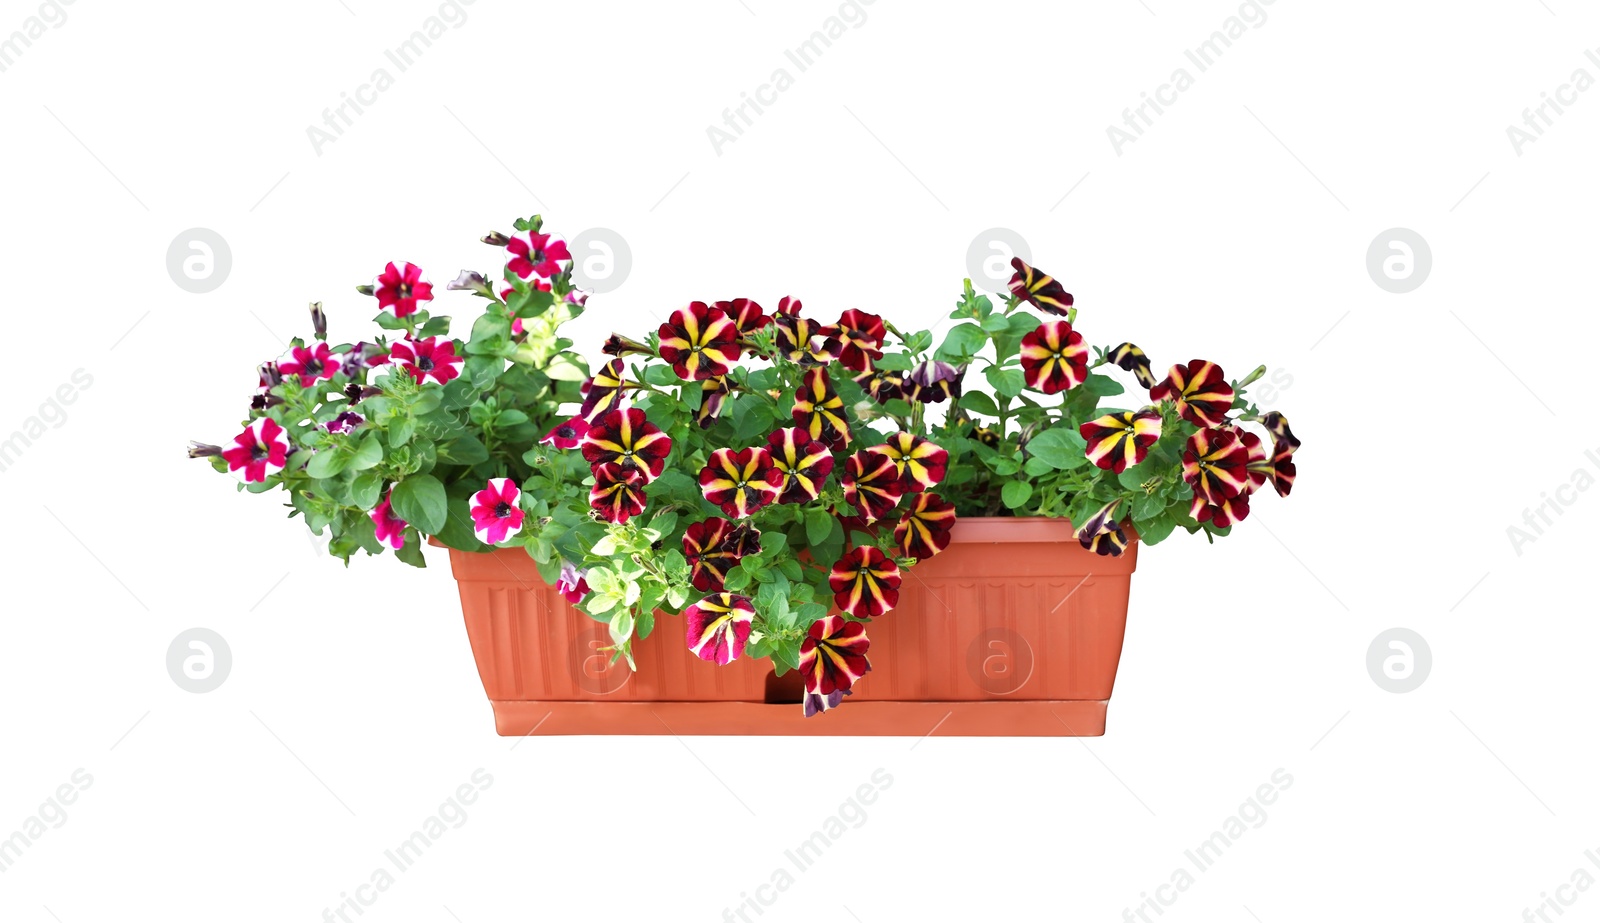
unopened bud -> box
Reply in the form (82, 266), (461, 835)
(310, 301), (327, 340)
(481, 231), (510, 247)
(186, 441), (222, 458)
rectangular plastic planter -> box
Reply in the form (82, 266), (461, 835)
(444, 516), (1138, 736)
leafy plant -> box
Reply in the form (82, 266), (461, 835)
(188, 215), (591, 566)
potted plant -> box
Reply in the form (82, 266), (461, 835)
(191, 222), (1302, 736)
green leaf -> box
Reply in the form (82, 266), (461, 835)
(306, 448), (348, 479)
(388, 415), (416, 447)
(394, 530), (427, 567)
(1083, 373), (1125, 397)
(1134, 513), (1177, 546)
(391, 474), (448, 534)
(350, 472), (383, 511)
(985, 366), (1025, 398)
(1001, 479), (1033, 509)
(958, 391), (999, 416)
(935, 323), (988, 360)
(346, 434), (384, 471)
(1025, 428), (1089, 470)
(805, 507), (835, 546)
(545, 352), (590, 382)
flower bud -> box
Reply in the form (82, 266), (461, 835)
(481, 231), (510, 247)
(446, 270), (492, 297)
(310, 301), (327, 340)
(354, 284), (376, 296)
(186, 441), (222, 458)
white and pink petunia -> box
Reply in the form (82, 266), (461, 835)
(278, 343), (338, 386)
(372, 261), (434, 318)
(221, 417), (292, 483)
(388, 336), (464, 386)
(370, 490), (407, 550)
(469, 478), (525, 545)
(505, 231), (571, 281)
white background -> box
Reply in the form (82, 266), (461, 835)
(1, 0), (1596, 920)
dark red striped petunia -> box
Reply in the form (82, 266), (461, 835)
(699, 447), (782, 519)
(1007, 257), (1074, 315)
(683, 518), (760, 592)
(578, 358), (628, 424)
(854, 367), (907, 405)
(766, 427), (835, 504)
(1020, 320), (1089, 394)
(1190, 492), (1250, 528)
(684, 593), (755, 666)
(657, 301), (742, 381)
(714, 298), (770, 338)
(894, 492), (956, 560)
(828, 546), (902, 618)
(589, 463), (648, 524)
(1075, 499), (1130, 557)
(1261, 411), (1301, 451)
(1150, 359), (1235, 429)
(1181, 427), (1251, 507)
(1108, 342), (1158, 389)
(792, 367), (852, 450)
(696, 375), (731, 429)
(868, 433), (948, 493)
(774, 298), (839, 365)
(798, 615), (871, 696)
(581, 408), (673, 483)
(841, 449), (905, 523)
(829, 309), (886, 373)
(1080, 409), (1162, 473)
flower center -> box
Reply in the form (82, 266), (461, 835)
(397, 283), (412, 298)
(417, 356), (434, 371)
(557, 425), (575, 438)
(250, 444), (269, 462)
(494, 501), (511, 518)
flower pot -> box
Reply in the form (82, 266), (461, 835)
(444, 516), (1138, 736)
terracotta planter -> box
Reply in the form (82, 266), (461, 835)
(444, 516), (1138, 736)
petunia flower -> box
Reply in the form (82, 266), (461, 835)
(775, 303), (839, 365)
(221, 417), (291, 483)
(540, 416), (590, 450)
(683, 518), (759, 592)
(1190, 492), (1249, 529)
(854, 367), (906, 405)
(766, 427), (835, 504)
(1020, 320), (1089, 394)
(867, 433), (948, 493)
(505, 231), (571, 281)
(699, 447), (782, 519)
(1007, 257), (1074, 315)
(1075, 499), (1129, 556)
(1181, 428), (1251, 507)
(370, 490), (407, 550)
(803, 688), (850, 717)
(578, 358), (628, 424)
(798, 615), (871, 696)
(557, 562), (590, 605)
(684, 593), (756, 666)
(696, 376), (731, 429)
(323, 411), (365, 434)
(1151, 360), (1235, 429)
(1108, 342), (1158, 389)
(445, 269), (493, 297)
(469, 478), (525, 544)
(714, 298), (770, 338)
(1262, 443), (1296, 498)
(1260, 411), (1301, 451)
(338, 341), (390, 379)
(1238, 428), (1271, 495)
(371, 261), (435, 318)
(279, 343), (338, 386)
(828, 546), (902, 618)
(893, 492), (957, 560)
(258, 361), (282, 388)
(903, 360), (963, 404)
(581, 408), (673, 483)
(1080, 409), (1163, 473)
(841, 449), (905, 523)
(829, 309), (885, 373)
(792, 367), (852, 450)
(600, 333), (653, 357)
(388, 337), (464, 386)
(657, 301), (742, 381)
(589, 463), (648, 523)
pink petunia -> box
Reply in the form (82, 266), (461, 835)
(372, 262), (434, 318)
(469, 478), (525, 545)
(220, 417), (292, 483)
(370, 490), (407, 550)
